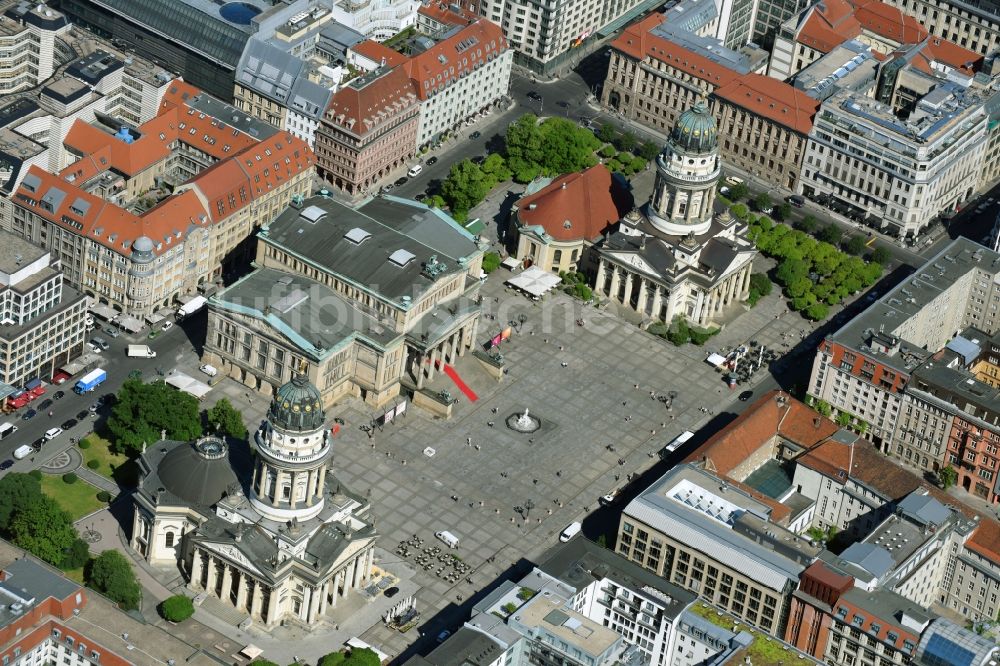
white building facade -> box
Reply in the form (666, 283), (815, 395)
(799, 88), (989, 239)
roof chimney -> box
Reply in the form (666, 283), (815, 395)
(814, 417), (821, 428)
(561, 182), (567, 189)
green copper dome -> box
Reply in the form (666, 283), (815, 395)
(669, 100), (717, 154)
(268, 374), (325, 432)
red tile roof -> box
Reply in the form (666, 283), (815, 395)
(610, 13), (742, 88)
(911, 37), (983, 74)
(405, 20), (507, 101)
(514, 166), (633, 242)
(853, 0), (927, 44)
(351, 40), (409, 68)
(713, 73), (821, 135)
(15, 79), (314, 259)
(418, 1), (478, 28)
(684, 391), (841, 477)
(795, 0), (862, 53)
(325, 65), (418, 135)
(968, 521), (1000, 562)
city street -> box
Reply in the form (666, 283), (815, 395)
(0, 310), (209, 472)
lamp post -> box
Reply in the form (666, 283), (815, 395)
(524, 498), (535, 520)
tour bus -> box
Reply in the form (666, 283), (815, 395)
(660, 430), (695, 458)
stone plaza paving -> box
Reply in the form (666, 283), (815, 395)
(115, 252), (827, 664)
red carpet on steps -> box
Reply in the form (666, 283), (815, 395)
(443, 364), (478, 401)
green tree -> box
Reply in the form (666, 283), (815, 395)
(480, 153), (512, 184)
(939, 465), (958, 490)
(747, 273), (772, 306)
(319, 648), (381, 666)
(728, 183), (749, 201)
(804, 302), (830, 321)
(61, 538), (90, 570)
(775, 202), (793, 221)
(844, 235), (867, 255)
(598, 144), (617, 158)
(505, 114), (544, 176)
(795, 214), (819, 233)
(775, 258), (809, 285)
(88, 550), (141, 610)
(0, 473), (41, 527)
(107, 378), (203, 458)
(319, 654), (346, 666)
(615, 131), (637, 152)
(638, 141), (660, 160)
(869, 246), (892, 265)
(629, 156), (647, 173)
(160, 594), (195, 622)
(9, 496), (78, 565)
(815, 399), (833, 417)
(206, 398), (248, 440)
(250, 661), (279, 666)
(597, 123), (616, 143)
(425, 194), (446, 209)
(482, 252), (502, 274)
(538, 118), (599, 174)
(818, 224), (843, 245)
(754, 193), (772, 212)
(441, 160), (490, 214)
(835, 411), (853, 427)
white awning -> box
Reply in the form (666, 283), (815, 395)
(505, 266), (562, 298)
(164, 371), (212, 399)
(706, 353), (727, 367)
(89, 303), (117, 320)
(145, 311), (165, 325)
(115, 314), (144, 333)
(501, 256), (520, 270)
(239, 645), (263, 659)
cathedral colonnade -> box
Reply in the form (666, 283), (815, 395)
(411, 317), (480, 390)
(593, 258), (752, 327)
(186, 544), (375, 626)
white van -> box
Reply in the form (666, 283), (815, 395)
(724, 175), (744, 186)
(199, 364), (218, 377)
(560, 521), (582, 542)
(0, 422), (17, 440)
(435, 530), (460, 549)
(407, 164), (423, 177)
(13, 444), (32, 460)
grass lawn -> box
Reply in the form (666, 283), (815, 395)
(39, 474), (104, 521)
(61, 566), (84, 583)
(688, 603), (797, 665)
(79, 434), (132, 484)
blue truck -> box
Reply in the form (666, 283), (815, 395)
(74, 368), (106, 394)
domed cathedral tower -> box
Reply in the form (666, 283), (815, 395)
(250, 372), (332, 522)
(647, 96), (721, 237)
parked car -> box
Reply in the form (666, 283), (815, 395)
(91, 337), (109, 350)
(0, 459), (12, 470)
(394, 177), (408, 187)
(436, 630), (451, 643)
(61, 419), (77, 430)
(76, 410), (89, 420)
(527, 91), (541, 101)
(89, 402), (100, 413)
(53, 390), (65, 400)
(38, 399), (53, 410)
(426, 156), (438, 166)
(43, 427), (63, 441)
(599, 490), (618, 506)
(414, 192), (426, 202)
(161, 321), (173, 331)
(471, 155), (485, 165)
(739, 390), (754, 402)
(199, 364), (219, 377)
(384, 586), (400, 598)
(469, 130), (481, 140)
(104, 326), (120, 338)
(21, 409), (36, 420)
(787, 195), (805, 208)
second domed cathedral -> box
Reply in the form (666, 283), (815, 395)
(593, 97), (757, 328)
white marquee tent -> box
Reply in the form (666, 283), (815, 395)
(505, 266), (562, 298)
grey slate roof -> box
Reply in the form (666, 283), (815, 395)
(0, 558), (80, 628)
(210, 268), (399, 358)
(419, 627), (505, 666)
(237, 39), (305, 105)
(537, 537), (696, 622)
(260, 195), (480, 304)
(839, 542), (895, 580)
(897, 492), (951, 527)
(0, 230), (47, 276)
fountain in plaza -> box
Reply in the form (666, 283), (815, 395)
(506, 407), (541, 434)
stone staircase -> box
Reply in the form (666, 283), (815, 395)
(198, 593), (250, 627)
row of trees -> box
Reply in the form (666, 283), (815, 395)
(746, 216), (884, 321)
(248, 647), (381, 666)
(429, 114), (659, 220)
(0, 473), (141, 609)
(107, 379), (247, 458)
